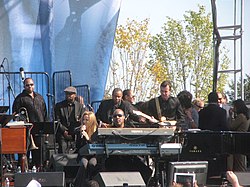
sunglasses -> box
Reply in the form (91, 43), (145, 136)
(194, 104), (203, 109)
(113, 114), (123, 118)
(25, 83), (34, 87)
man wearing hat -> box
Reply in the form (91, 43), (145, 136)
(54, 86), (85, 153)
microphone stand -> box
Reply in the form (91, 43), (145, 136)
(46, 94), (59, 154)
(0, 125), (2, 187)
(0, 63), (16, 113)
(0, 61), (15, 187)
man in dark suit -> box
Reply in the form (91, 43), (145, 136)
(95, 88), (140, 126)
(12, 77), (47, 169)
(199, 91), (229, 131)
(143, 80), (186, 129)
(54, 86), (85, 153)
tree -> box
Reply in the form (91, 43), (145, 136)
(227, 74), (250, 102)
(105, 18), (159, 101)
(149, 5), (230, 98)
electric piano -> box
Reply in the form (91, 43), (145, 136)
(98, 127), (176, 136)
(79, 143), (182, 157)
(96, 127), (176, 144)
(79, 127), (181, 157)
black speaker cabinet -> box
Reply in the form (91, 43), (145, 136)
(14, 172), (64, 187)
(93, 172), (146, 187)
(49, 154), (80, 179)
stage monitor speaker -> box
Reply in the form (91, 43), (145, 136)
(49, 154), (80, 179)
(14, 172), (64, 187)
(235, 172), (250, 186)
(93, 172), (146, 187)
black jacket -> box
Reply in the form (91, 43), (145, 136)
(12, 90), (47, 122)
(95, 99), (139, 124)
(144, 96), (185, 123)
(54, 100), (85, 136)
(199, 103), (229, 131)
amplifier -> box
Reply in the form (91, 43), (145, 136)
(49, 154), (80, 180)
(14, 172), (64, 187)
(94, 172), (146, 187)
(50, 154), (80, 169)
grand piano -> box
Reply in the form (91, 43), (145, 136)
(178, 130), (250, 180)
(81, 127), (250, 157)
(79, 127), (250, 186)
(180, 130), (250, 157)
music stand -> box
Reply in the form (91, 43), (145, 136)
(31, 122), (54, 135)
(0, 113), (15, 127)
(0, 111), (12, 187)
(31, 122), (55, 169)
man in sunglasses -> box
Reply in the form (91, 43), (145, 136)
(103, 109), (152, 184)
(12, 77), (47, 169)
(217, 92), (231, 122)
(13, 77), (47, 123)
(111, 109), (126, 128)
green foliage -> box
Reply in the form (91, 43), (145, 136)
(106, 18), (159, 101)
(106, 5), (231, 101)
(149, 5), (230, 98)
(227, 74), (250, 101)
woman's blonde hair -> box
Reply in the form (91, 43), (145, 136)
(80, 111), (98, 138)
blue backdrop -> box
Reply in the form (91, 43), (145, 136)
(0, 0), (121, 102)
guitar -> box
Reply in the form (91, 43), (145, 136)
(132, 110), (177, 126)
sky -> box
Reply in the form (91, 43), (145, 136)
(116, 0), (249, 91)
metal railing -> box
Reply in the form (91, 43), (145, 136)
(0, 71), (51, 117)
(74, 84), (90, 105)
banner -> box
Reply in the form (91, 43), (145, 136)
(0, 0), (121, 103)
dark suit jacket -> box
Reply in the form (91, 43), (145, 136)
(143, 96), (185, 123)
(95, 99), (138, 124)
(199, 103), (229, 131)
(54, 100), (85, 136)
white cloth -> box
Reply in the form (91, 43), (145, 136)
(26, 179), (41, 187)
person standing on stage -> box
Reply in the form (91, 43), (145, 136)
(192, 98), (205, 113)
(54, 86), (85, 154)
(199, 92), (229, 131)
(218, 92), (231, 122)
(177, 90), (198, 129)
(12, 77), (47, 168)
(227, 99), (250, 171)
(122, 89), (136, 105)
(143, 80), (185, 128)
(122, 89), (145, 110)
(95, 88), (140, 127)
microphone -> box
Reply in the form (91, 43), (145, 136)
(19, 67), (25, 81)
(87, 104), (93, 111)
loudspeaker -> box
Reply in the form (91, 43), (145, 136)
(14, 172), (64, 187)
(235, 172), (250, 186)
(50, 154), (80, 179)
(93, 172), (146, 187)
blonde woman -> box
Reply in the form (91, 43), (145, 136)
(80, 111), (97, 140)
(74, 111), (99, 187)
